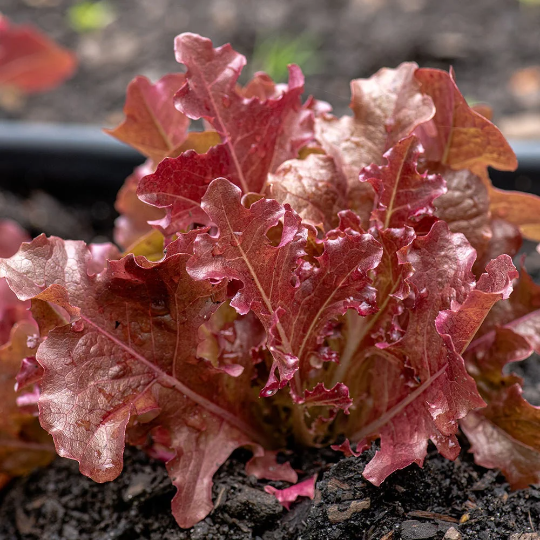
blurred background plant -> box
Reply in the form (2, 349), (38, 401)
(0, 14), (76, 111)
(67, 1), (115, 34)
(251, 33), (322, 82)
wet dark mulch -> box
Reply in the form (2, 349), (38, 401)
(0, 446), (329, 540)
(1, 433), (540, 540)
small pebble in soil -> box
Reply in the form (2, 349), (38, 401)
(444, 527), (462, 540)
(400, 520), (439, 540)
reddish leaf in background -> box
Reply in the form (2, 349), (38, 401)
(268, 154), (348, 232)
(0, 220), (30, 345)
(0, 219), (29, 258)
(475, 219), (522, 274)
(0, 235), (272, 528)
(463, 325), (540, 489)
(88, 242), (121, 274)
(361, 136), (446, 230)
(15, 356), (43, 391)
(461, 403), (540, 489)
(315, 62), (434, 219)
(174, 33), (313, 194)
(433, 168), (492, 262)
(264, 474), (317, 509)
(0, 321), (55, 480)
(114, 161), (166, 249)
(414, 68), (517, 172)
(0, 15), (76, 93)
(241, 71), (279, 100)
(187, 178), (382, 397)
(105, 74), (190, 163)
(488, 185), (540, 242)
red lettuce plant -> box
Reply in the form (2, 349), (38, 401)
(2, 33), (540, 529)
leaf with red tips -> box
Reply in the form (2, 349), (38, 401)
(436, 254), (518, 354)
(360, 136), (446, 230)
(264, 474), (317, 510)
(414, 68), (517, 172)
(245, 450), (298, 483)
(462, 324), (540, 489)
(105, 74), (190, 163)
(461, 264), (540, 489)
(174, 33), (313, 194)
(114, 131), (222, 247)
(0, 16), (76, 94)
(187, 178), (382, 397)
(0, 235), (273, 528)
(138, 146), (231, 235)
(346, 222), (513, 484)
(472, 267), (540, 354)
(461, 402), (540, 489)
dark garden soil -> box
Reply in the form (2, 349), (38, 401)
(3, 0), (540, 131)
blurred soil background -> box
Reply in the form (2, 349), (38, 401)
(2, 0), (540, 139)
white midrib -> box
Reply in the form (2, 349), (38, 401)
(331, 279), (399, 387)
